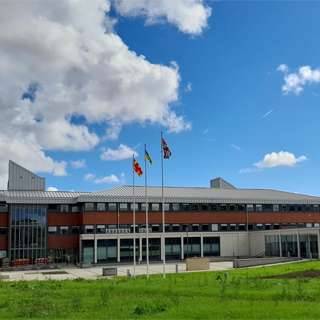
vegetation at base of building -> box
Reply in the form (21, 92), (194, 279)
(1, 261), (320, 319)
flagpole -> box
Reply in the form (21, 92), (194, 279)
(133, 155), (136, 278)
(161, 132), (166, 278)
(145, 144), (149, 278)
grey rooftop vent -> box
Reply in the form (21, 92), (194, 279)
(8, 160), (46, 191)
(210, 177), (236, 189)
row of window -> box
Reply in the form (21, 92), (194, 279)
(47, 222), (320, 235)
(49, 203), (320, 213)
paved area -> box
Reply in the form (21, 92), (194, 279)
(0, 261), (234, 281)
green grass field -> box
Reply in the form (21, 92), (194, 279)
(1, 261), (320, 319)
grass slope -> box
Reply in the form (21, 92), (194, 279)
(1, 261), (320, 319)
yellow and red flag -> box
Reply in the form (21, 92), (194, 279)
(133, 159), (143, 177)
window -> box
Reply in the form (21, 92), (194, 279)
(164, 203), (170, 211)
(247, 204), (253, 212)
(48, 226), (57, 234)
(152, 224), (160, 232)
(229, 204), (235, 211)
(239, 224), (246, 231)
(183, 224), (190, 232)
(211, 204), (218, 211)
(289, 205), (295, 212)
(72, 206), (80, 212)
(280, 205), (287, 212)
(314, 205), (319, 212)
(201, 204), (209, 211)
(130, 203), (138, 211)
(0, 227), (7, 235)
(108, 203), (117, 211)
(141, 203), (146, 211)
(97, 203), (106, 211)
(273, 224), (280, 230)
(238, 204), (245, 211)
(257, 224), (264, 231)
(191, 204), (199, 211)
(211, 224), (218, 231)
(256, 205), (262, 212)
(108, 225), (117, 229)
(220, 204), (226, 211)
(298, 223), (304, 228)
(314, 223), (320, 227)
(297, 205), (302, 211)
(221, 224), (227, 231)
(306, 223), (312, 228)
(152, 203), (160, 211)
(48, 204), (58, 210)
(230, 224), (236, 231)
(192, 224), (199, 231)
(0, 204), (8, 212)
(305, 205), (311, 212)
(97, 225), (106, 233)
(60, 226), (68, 235)
(173, 224), (180, 232)
(248, 224), (254, 231)
(84, 225), (94, 233)
(84, 203), (94, 211)
(264, 205), (272, 211)
(265, 224), (271, 230)
(182, 204), (189, 211)
(273, 205), (279, 212)
(119, 203), (128, 211)
(71, 226), (80, 234)
(172, 204), (180, 211)
(202, 224), (209, 231)
(165, 224), (170, 232)
(60, 205), (68, 213)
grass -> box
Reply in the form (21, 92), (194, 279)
(1, 261), (320, 319)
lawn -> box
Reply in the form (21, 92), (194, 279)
(1, 261), (320, 319)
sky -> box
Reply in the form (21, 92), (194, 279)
(1, 0), (320, 196)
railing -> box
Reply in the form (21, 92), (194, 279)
(105, 229), (130, 234)
(139, 228), (152, 233)
(256, 251), (265, 258)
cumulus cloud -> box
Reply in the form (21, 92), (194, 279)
(113, 0), (212, 35)
(94, 174), (120, 184)
(0, 0), (198, 187)
(70, 159), (86, 169)
(47, 187), (58, 191)
(84, 173), (95, 181)
(276, 64), (289, 73)
(101, 144), (138, 161)
(280, 65), (320, 95)
(254, 151), (307, 168)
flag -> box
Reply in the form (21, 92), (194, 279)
(162, 138), (171, 159)
(145, 150), (153, 164)
(133, 159), (143, 177)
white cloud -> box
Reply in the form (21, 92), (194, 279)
(84, 173), (95, 181)
(47, 186), (58, 191)
(259, 109), (274, 120)
(230, 143), (243, 152)
(281, 65), (320, 95)
(254, 151), (307, 168)
(239, 168), (256, 174)
(185, 82), (192, 92)
(203, 128), (210, 135)
(100, 144), (138, 161)
(0, 0), (195, 187)
(276, 64), (289, 73)
(120, 172), (125, 184)
(94, 174), (120, 184)
(70, 159), (86, 169)
(113, 0), (212, 35)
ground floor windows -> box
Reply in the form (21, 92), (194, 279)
(142, 238), (161, 261)
(165, 238), (181, 260)
(300, 234), (318, 259)
(48, 248), (79, 263)
(97, 239), (117, 262)
(184, 237), (201, 258)
(281, 235), (298, 257)
(82, 240), (94, 262)
(120, 239), (139, 262)
(203, 237), (220, 257)
(265, 235), (280, 256)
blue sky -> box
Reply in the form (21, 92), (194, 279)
(1, 1), (320, 196)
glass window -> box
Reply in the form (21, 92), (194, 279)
(182, 204), (189, 211)
(313, 205), (319, 212)
(97, 225), (106, 233)
(220, 204), (226, 211)
(305, 205), (311, 212)
(60, 226), (68, 235)
(84, 203), (94, 211)
(152, 203), (160, 211)
(71, 226), (80, 234)
(297, 205), (302, 211)
(164, 203), (170, 211)
(108, 225), (117, 229)
(172, 204), (180, 211)
(229, 204), (235, 211)
(152, 225), (160, 232)
(84, 225), (94, 233)
(173, 225), (180, 232)
(239, 224), (246, 231)
(191, 204), (199, 211)
(0, 204), (8, 212)
(273, 205), (279, 212)
(130, 203), (138, 211)
(202, 224), (209, 231)
(289, 205), (295, 212)
(248, 224), (254, 231)
(280, 205), (287, 212)
(201, 204), (209, 211)
(71, 206), (80, 212)
(192, 224), (199, 231)
(60, 205), (68, 213)
(165, 224), (170, 232)
(265, 224), (271, 230)
(211, 204), (218, 211)
(273, 224), (280, 229)
(0, 227), (7, 235)
(306, 223), (312, 228)
(221, 224), (227, 231)
(257, 224), (264, 231)
(247, 204), (253, 212)
(119, 203), (128, 211)
(314, 223), (320, 227)
(238, 204), (245, 211)
(108, 203), (117, 211)
(48, 226), (57, 234)
(48, 204), (58, 210)
(97, 203), (106, 211)
(264, 205), (272, 211)
(141, 203), (146, 211)
(256, 205), (262, 212)
(230, 224), (236, 231)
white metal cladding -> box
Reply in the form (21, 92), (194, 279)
(0, 185), (320, 204)
(8, 160), (46, 191)
(210, 178), (236, 189)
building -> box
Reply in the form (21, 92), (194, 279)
(0, 160), (320, 264)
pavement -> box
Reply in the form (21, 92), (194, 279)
(0, 261), (234, 281)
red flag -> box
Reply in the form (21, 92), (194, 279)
(133, 159), (143, 177)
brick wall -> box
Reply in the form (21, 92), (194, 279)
(47, 213), (82, 226)
(0, 213), (8, 227)
(0, 236), (7, 250)
(48, 235), (79, 249)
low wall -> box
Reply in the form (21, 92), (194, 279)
(186, 258), (210, 271)
(233, 257), (302, 269)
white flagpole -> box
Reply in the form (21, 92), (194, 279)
(161, 132), (166, 278)
(133, 155), (136, 278)
(145, 144), (149, 278)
